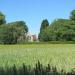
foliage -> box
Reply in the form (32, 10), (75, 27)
(40, 19), (49, 31)
(0, 21), (28, 44)
(39, 10), (75, 42)
(0, 12), (28, 44)
(47, 19), (75, 41)
(70, 10), (75, 21)
(39, 19), (49, 41)
(0, 12), (6, 25)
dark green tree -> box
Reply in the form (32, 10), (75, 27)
(11, 21), (28, 43)
(39, 19), (49, 41)
(39, 18), (75, 42)
(70, 10), (75, 21)
(0, 12), (6, 25)
(40, 19), (49, 31)
(0, 21), (28, 44)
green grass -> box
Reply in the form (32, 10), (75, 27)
(0, 44), (75, 72)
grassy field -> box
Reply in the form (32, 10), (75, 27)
(0, 44), (75, 71)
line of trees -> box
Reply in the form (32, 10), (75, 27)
(0, 12), (28, 44)
(0, 61), (75, 75)
(1, 10), (75, 44)
(39, 10), (75, 42)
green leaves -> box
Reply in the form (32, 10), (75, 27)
(0, 21), (28, 44)
(0, 12), (6, 25)
(39, 19), (49, 41)
(39, 18), (75, 41)
(39, 10), (75, 42)
(70, 10), (75, 21)
(40, 19), (49, 31)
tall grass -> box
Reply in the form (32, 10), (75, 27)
(0, 61), (75, 75)
(0, 44), (75, 71)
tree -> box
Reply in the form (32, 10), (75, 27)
(40, 19), (49, 31)
(39, 19), (49, 41)
(11, 21), (28, 43)
(0, 12), (6, 25)
(47, 19), (75, 41)
(70, 10), (75, 21)
(0, 21), (28, 44)
(0, 12), (29, 44)
(39, 18), (75, 42)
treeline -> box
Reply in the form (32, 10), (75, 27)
(1, 10), (75, 44)
(0, 12), (28, 44)
(39, 10), (75, 42)
(0, 61), (75, 75)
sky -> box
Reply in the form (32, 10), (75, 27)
(0, 0), (75, 35)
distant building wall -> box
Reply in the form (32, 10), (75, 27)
(26, 33), (38, 42)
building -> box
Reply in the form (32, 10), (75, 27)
(26, 33), (38, 42)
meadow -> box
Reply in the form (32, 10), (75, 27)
(0, 44), (75, 72)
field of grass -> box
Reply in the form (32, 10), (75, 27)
(0, 44), (75, 71)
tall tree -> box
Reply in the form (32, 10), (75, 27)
(0, 12), (6, 25)
(39, 19), (49, 41)
(40, 19), (49, 31)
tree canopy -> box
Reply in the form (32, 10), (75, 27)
(70, 10), (75, 21)
(1, 10), (75, 44)
(39, 10), (75, 41)
(0, 12), (28, 44)
(40, 19), (49, 31)
(0, 12), (6, 25)
(39, 19), (49, 41)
